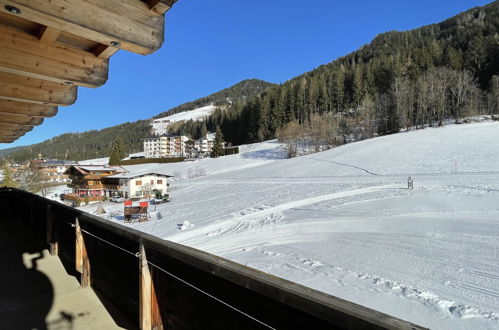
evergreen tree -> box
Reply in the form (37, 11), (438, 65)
(211, 126), (225, 158)
(1, 161), (17, 188)
(109, 137), (126, 165)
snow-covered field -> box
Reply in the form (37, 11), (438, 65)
(151, 104), (216, 135)
(80, 122), (499, 329)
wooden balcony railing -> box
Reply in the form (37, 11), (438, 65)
(0, 188), (425, 330)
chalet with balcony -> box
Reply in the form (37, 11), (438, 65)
(63, 165), (125, 202)
(32, 160), (77, 183)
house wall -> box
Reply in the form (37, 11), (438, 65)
(129, 175), (168, 197)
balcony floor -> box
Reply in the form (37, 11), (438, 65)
(0, 220), (122, 330)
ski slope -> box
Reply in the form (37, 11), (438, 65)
(81, 122), (499, 329)
(151, 105), (216, 135)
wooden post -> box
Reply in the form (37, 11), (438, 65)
(139, 242), (163, 330)
(29, 197), (36, 237)
(75, 218), (91, 287)
(46, 204), (58, 256)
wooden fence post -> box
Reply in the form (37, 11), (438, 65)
(46, 204), (58, 256)
(75, 218), (91, 287)
(139, 242), (163, 330)
(29, 197), (36, 237)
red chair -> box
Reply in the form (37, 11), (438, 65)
(124, 200), (132, 207)
(138, 202), (150, 222)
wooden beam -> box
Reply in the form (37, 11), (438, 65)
(0, 25), (108, 87)
(0, 128), (25, 135)
(0, 71), (77, 105)
(75, 218), (91, 287)
(0, 122), (33, 132)
(38, 26), (61, 43)
(0, 0), (167, 55)
(0, 100), (58, 118)
(94, 44), (120, 59)
(0, 131), (25, 139)
(46, 204), (59, 256)
(0, 113), (43, 125)
(147, 0), (177, 15)
(139, 242), (163, 330)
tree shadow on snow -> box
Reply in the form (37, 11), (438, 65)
(240, 148), (286, 160)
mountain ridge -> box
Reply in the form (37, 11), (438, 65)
(1, 79), (275, 162)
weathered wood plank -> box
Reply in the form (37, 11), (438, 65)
(75, 218), (91, 287)
(0, 122), (33, 132)
(147, 0), (177, 15)
(94, 44), (119, 59)
(0, 25), (108, 87)
(38, 25), (61, 43)
(46, 204), (58, 256)
(0, 113), (43, 125)
(0, 71), (77, 105)
(139, 242), (163, 330)
(0, 131), (25, 140)
(0, 0), (167, 55)
(75, 218), (83, 273)
(0, 128), (25, 134)
(0, 100), (58, 118)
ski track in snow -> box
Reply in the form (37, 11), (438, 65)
(254, 246), (499, 323)
(167, 184), (394, 244)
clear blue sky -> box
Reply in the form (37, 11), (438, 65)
(1, 0), (492, 149)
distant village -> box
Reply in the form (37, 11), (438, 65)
(2, 132), (237, 207)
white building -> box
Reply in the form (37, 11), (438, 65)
(185, 135), (216, 158)
(143, 135), (189, 158)
(104, 172), (172, 199)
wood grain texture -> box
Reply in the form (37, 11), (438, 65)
(0, 25), (108, 87)
(0, 0), (166, 55)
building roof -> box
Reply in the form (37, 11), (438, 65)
(107, 172), (172, 179)
(37, 160), (77, 166)
(64, 165), (120, 176)
(0, 1), (178, 143)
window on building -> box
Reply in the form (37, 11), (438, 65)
(151, 180), (154, 185)
(136, 191), (142, 197)
(136, 180), (142, 186)
(157, 180), (163, 185)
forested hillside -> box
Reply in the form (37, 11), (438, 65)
(153, 79), (275, 119)
(178, 1), (499, 146)
(6, 121), (152, 163)
(3, 79), (274, 163)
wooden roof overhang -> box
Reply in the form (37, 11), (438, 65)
(0, 0), (177, 143)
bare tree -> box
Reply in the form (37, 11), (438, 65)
(391, 76), (414, 130)
(486, 75), (499, 116)
(277, 120), (301, 158)
(449, 69), (478, 119)
(358, 95), (377, 138)
(140, 183), (153, 199)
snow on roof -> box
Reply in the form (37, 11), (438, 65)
(38, 160), (77, 166)
(107, 172), (172, 179)
(78, 157), (109, 165)
(79, 166), (116, 172)
(123, 152), (145, 160)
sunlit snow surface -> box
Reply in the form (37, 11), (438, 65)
(80, 122), (499, 329)
(151, 105), (216, 135)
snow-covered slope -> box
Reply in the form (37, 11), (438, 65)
(81, 122), (499, 329)
(151, 104), (216, 135)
